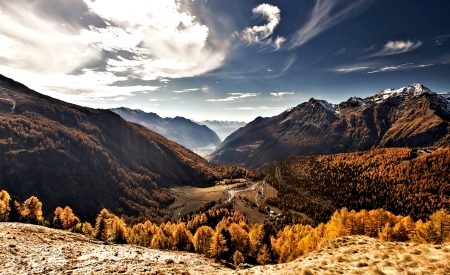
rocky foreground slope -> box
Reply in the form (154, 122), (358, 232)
(1, 223), (449, 275)
(211, 83), (450, 168)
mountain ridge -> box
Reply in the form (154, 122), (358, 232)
(110, 107), (221, 151)
(210, 83), (450, 168)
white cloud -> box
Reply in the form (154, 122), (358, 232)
(0, 4), (99, 74)
(371, 40), (422, 56)
(270, 92), (294, 97)
(0, 0), (227, 102)
(239, 4), (285, 51)
(82, 0), (227, 79)
(206, 93), (260, 102)
(290, 0), (369, 48)
(334, 66), (371, 73)
(226, 106), (285, 111)
(367, 63), (413, 74)
(173, 88), (201, 93)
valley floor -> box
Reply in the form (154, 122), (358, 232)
(1, 223), (449, 275)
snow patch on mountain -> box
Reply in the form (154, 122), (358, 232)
(317, 100), (337, 113)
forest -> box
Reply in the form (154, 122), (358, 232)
(1, 189), (449, 266)
(264, 148), (450, 224)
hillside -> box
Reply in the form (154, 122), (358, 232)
(264, 147), (450, 223)
(0, 75), (258, 224)
(0, 222), (226, 275)
(233, 235), (450, 275)
(111, 108), (221, 151)
(210, 83), (450, 168)
(2, 223), (449, 275)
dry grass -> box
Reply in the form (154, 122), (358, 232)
(228, 235), (450, 275)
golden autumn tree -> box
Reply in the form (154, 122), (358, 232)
(228, 223), (249, 253)
(94, 208), (112, 242)
(209, 230), (228, 260)
(73, 222), (94, 236)
(53, 206), (80, 230)
(172, 222), (192, 251)
(20, 196), (44, 224)
(256, 244), (271, 265)
(233, 250), (245, 265)
(0, 190), (11, 222)
(192, 225), (214, 255)
(429, 209), (450, 243)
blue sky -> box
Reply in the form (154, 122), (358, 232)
(1, 0), (449, 121)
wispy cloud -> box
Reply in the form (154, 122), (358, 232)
(206, 93), (260, 102)
(290, 0), (370, 49)
(334, 66), (371, 73)
(371, 40), (422, 56)
(238, 4), (285, 51)
(270, 92), (294, 97)
(226, 106), (285, 111)
(173, 88), (201, 93)
(367, 63), (434, 74)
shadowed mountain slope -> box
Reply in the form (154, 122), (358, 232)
(0, 75), (258, 223)
(210, 83), (450, 168)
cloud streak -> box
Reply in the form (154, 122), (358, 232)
(371, 40), (422, 56)
(367, 63), (434, 74)
(270, 92), (294, 97)
(206, 93), (260, 102)
(290, 0), (369, 49)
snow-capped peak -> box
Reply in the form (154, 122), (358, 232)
(372, 83), (432, 104)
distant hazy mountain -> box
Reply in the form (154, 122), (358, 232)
(198, 120), (246, 141)
(0, 75), (257, 223)
(210, 83), (450, 168)
(110, 108), (221, 151)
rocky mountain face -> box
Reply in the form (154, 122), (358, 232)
(198, 120), (247, 141)
(210, 83), (450, 168)
(0, 75), (256, 223)
(110, 108), (221, 151)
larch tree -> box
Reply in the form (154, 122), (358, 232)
(256, 244), (271, 265)
(233, 250), (245, 265)
(94, 208), (112, 242)
(429, 209), (450, 243)
(20, 196), (43, 224)
(0, 190), (11, 222)
(192, 225), (214, 255)
(209, 230), (228, 260)
(54, 206), (80, 230)
(172, 222), (192, 251)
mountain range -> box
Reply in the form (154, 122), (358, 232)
(110, 107), (221, 151)
(0, 75), (258, 223)
(210, 83), (450, 168)
(198, 120), (247, 141)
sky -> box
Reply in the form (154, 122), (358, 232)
(0, 0), (449, 122)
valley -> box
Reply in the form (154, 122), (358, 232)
(169, 180), (284, 224)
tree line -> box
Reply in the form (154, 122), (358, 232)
(1, 189), (450, 266)
(264, 148), (450, 224)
